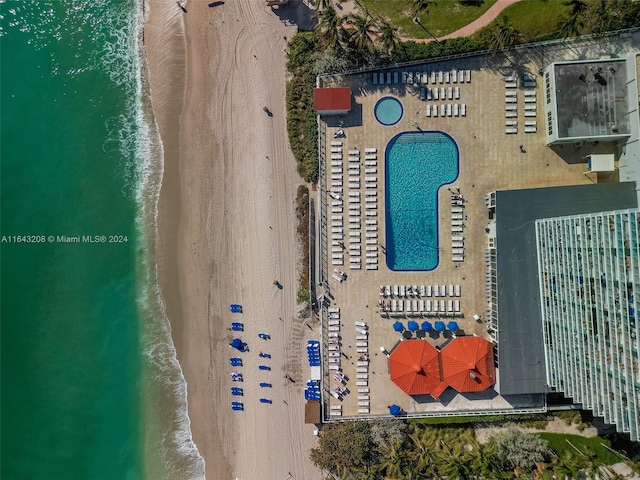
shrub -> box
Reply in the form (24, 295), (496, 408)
(492, 425), (551, 472)
(286, 33), (320, 183)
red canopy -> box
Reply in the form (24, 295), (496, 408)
(389, 340), (441, 395)
(439, 337), (495, 394)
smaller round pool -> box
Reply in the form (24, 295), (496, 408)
(374, 96), (403, 126)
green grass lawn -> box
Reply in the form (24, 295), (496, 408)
(488, 0), (572, 42)
(537, 433), (624, 465)
(355, 0), (498, 38)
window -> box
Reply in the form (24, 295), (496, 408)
(545, 72), (551, 104)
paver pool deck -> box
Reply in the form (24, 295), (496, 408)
(315, 44), (624, 419)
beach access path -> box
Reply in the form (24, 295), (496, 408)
(146, 0), (322, 479)
(394, 0), (522, 43)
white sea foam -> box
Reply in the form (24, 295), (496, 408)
(132, 0), (206, 477)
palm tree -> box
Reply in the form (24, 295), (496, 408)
(349, 465), (379, 480)
(476, 438), (502, 478)
(552, 451), (582, 479)
(412, 0), (437, 21)
(345, 13), (376, 52)
(313, 0), (331, 10)
(377, 439), (405, 478)
(376, 17), (400, 55)
(488, 15), (521, 51)
(314, 5), (343, 49)
(407, 429), (438, 477)
(558, 0), (586, 38)
(558, 13), (583, 38)
(434, 443), (474, 479)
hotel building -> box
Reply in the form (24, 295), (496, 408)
(536, 209), (640, 441)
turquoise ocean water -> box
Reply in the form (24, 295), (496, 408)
(1, 1), (204, 478)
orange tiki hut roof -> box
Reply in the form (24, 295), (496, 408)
(439, 337), (495, 395)
(389, 340), (441, 395)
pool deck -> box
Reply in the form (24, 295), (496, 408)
(314, 39), (631, 420)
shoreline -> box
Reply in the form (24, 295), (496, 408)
(144, 0), (322, 478)
(142, 0), (219, 477)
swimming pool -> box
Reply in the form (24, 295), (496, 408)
(385, 132), (459, 271)
(374, 96), (403, 126)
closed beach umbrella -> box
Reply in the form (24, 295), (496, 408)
(393, 321), (404, 332)
(434, 321), (446, 332)
(407, 320), (419, 332)
(447, 321), (459, 332)
(421, 321), (432, 332)
(230, 338), (244, 350)
(389, 404), (402, 416)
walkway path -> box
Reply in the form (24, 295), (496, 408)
(400, 0), (521, 43)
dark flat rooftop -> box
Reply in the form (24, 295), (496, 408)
(553, 59), (629, 139)
(495, 182), (638, 396)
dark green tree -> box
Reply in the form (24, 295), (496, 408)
(310, 422), (376, 475)
(411, 0), (437, 21)
(314, 5), (344, 50)
(345, 13), (376, 52)
(488, 15), (521, 51)
(375, 17), (401, 56)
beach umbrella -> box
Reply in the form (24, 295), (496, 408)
(421, 321), (432, 332)
(407, 320), (419, 332)
(434, 321), (446, 332)
(393, 321), (404, 332)
(447, 321), (459, 332)
(389, 404), (402, 416)
(230, 338), (244, 350)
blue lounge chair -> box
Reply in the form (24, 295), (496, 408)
(258, 365), (271, 371)
(259, 398), (272, 404)
(258, 352), (271, 358)
(230, 304), (242, 313)
(258, 333), (270, 340)
(259, 382), (271, 388)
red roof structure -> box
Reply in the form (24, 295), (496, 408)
(438, 337), (495, 395)
(313, 87), (352, 114)
(389, 340), (441, 395)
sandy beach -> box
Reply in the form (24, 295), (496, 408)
(144, 0), (322, 478)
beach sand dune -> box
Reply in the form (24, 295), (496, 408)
(145, 0), (322, 478)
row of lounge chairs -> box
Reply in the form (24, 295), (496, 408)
(373, 69), (471, 86)
(504, 74), (536, 89)
(379, 298), (461, 313)
(379, 284), (462, 297)
(330, 142), (345, 266)
(355, 321), (369, 414)
(327, 143), (379, 271)
(504, 75), (538, 134)
(450, 189), (465, 257)
(505, 120), (538, 134)
(425, 103), (466, 117)
(345, 147), (378, 271)
(450, 192), (465, 261)
(421, 86), (460, 101)
(504, 91), (538, 104)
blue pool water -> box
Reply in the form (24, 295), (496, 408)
(374, 96), (403, 126)
(385, 132), (459, 271)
